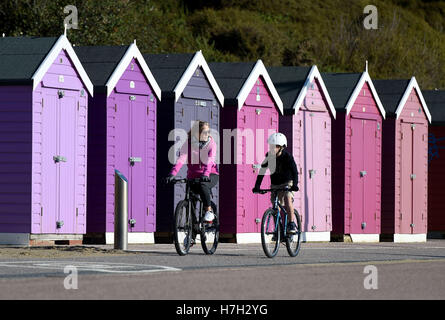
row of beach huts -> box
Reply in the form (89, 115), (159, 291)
(0, 34), (444, 245)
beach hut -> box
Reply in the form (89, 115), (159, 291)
(322, 69), (386, 242)
(0, 35), (93, 245)
(422, 90), (445, 238)
(143, 52), (224, 239)
(209, 60), (283, 243)
(74, 43), (161, 244)
(374, 77), (431, 242)
(268, 65), (336, 242)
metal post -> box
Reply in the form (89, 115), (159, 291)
(114, 169), (128, 250)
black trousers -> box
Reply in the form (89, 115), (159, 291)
(190, 174), (219, 209)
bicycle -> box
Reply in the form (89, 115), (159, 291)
(256, 186), (302, 258)
(169, 178), (219, 256)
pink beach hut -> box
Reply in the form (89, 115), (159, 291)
(374, 77), (431, 242)
(209, 60), (283, 243)
(322, 69), (386, 242)
(268, 65), (336, 242)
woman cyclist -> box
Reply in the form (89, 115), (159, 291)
(166, 121), (219, 224)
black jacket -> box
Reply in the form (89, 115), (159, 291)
(254, 149), (299, 189)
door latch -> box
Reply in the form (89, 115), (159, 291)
(309, 169), (316, 179)
(129, 157), (142, 166)
(410, 223), (415, 228)
(255, 218), (261, 224)
(361, 222), (366, 230)
(53, 155), (67, 163)
(360, 170), (367, 177)
(56, 220), (64, 229)
(410, 174), (416, 180)
(129, 219), (136, 227)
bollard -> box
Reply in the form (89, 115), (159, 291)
(114, 169), (128, 250)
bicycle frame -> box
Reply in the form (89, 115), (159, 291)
(268, 191), (289, 240)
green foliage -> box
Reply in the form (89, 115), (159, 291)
(1, 0), (445, 89)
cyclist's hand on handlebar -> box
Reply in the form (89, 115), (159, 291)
(291, 185), (299, 192)
(165, 174), (175, 184)
(252, 187), (261, 194)
(201, 175), (210, 183)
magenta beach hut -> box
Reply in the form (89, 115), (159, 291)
(75, 43), (161, 244)
(268, 65), (336, 242)
(143, 52), (224, 240)
(323, 69), (386, 242)
(209, 60), (283, 243)
(0, 35), (93, 245)
(374, 77), (431, 242)
(422, 90), (445, 238)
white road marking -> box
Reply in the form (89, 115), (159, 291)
(0, 261), (181, 274)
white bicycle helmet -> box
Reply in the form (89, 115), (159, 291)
(268, 132), (287, 147)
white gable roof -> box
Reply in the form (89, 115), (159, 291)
(173, 50), (224, 106)
(31, 34), (94, 96)
(105, 42), (162, 100)
(395, 76), (431, 123)
(236, 59), (283, 114)
(345, 71), (386, 119)
(292, 65), (336, 119)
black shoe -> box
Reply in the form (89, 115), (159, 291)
(287, 222), (297, 234)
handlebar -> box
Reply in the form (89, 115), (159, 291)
(254, 186), (291, 194)
(170, 177), (203, 184)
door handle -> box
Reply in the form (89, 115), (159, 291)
(309, 169), (316, 179)
(129, 157), (142, 166)
(360, 170), (367, 177)
(53, 155), (67, 163)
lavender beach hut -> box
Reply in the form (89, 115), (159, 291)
(0, 35), (93, 245)
(268, 65), (336, 242)
(143, 52), (224, 239)
(75, 43), (161, 244)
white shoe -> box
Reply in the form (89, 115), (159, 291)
(203, 211), (215, 223)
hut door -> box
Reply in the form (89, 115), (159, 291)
(350, 117), (377, 234)
(115, 94), (150, 233)
(401, 122), (427, 234)
(310, 112), (329, 232)
(41, 89), (78, 234)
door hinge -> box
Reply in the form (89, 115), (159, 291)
(76, 208), (79, 217)
(401, 132), (403, 139)
(147, 106), (149, 115)
(42, 98), (44, 109)
(147, 207), (149, 216)
(351, 128), (353, 136)
(211, 111), (213, 119)
(77, 101), (80, 111)
(41, 207), (43, 216)
(270, 117), (273, 126)
(181, 108), (184, 117)
(115, 104), (117, 112)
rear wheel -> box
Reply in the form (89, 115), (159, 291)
(261, 209), (280, 258)
(286, 209), (302, 257)
(201, 201), (219, 255)
(173, 200), (192, 256)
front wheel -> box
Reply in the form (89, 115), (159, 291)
(286, 209), (302, 257)
(201, 201), (219, 255)
(261, 208), (280, 258)
(173, 200), (192, 256)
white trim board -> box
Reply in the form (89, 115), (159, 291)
(105, 232), (155, 244)
(235, 233), (262, 244)
(394, 77), (432, 124)
(293, 65), (336, 119)
(393, 233), (426, 243)
(236, 60), (284, 114)
(301, 231), (331, 242)
(31, 34), (94, 96)
(173, 50), (224, 107)
(345, 71), (386, 119)
(105, 42), (162, 100)
(349, 234), (380, 243)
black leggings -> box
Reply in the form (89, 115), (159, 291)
(190, 174), (219, 209)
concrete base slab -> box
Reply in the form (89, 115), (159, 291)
(236, 233), (261, 244)
(394, 233), (427, 243)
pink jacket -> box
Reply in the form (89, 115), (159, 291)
(170, 136), (219, 178)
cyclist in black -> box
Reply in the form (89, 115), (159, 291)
(252, 133), (299, 233)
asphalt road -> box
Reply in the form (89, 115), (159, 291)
(0, 240), (444, 300)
